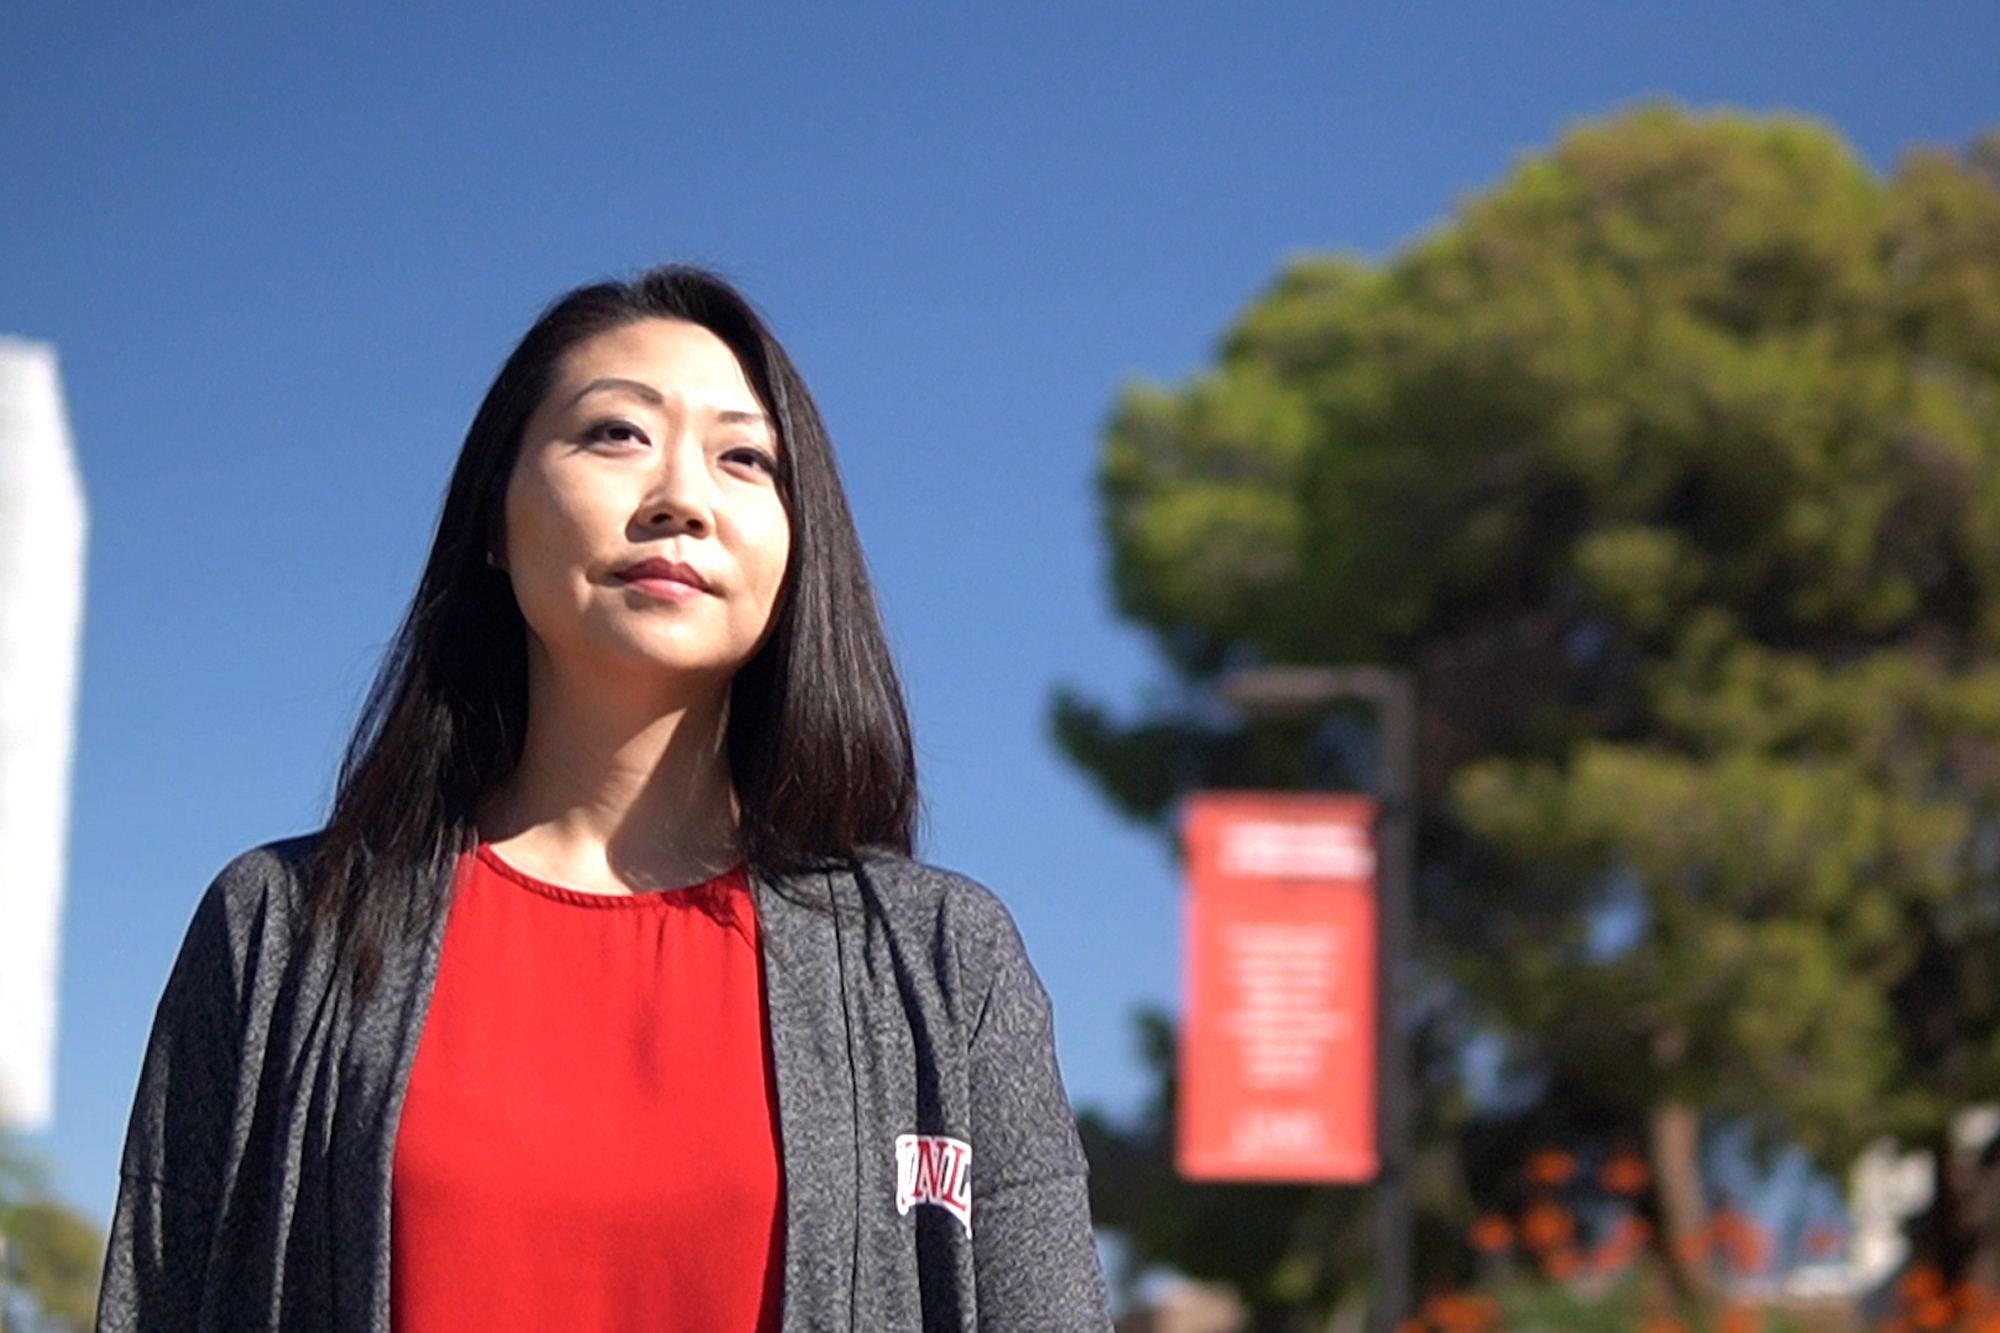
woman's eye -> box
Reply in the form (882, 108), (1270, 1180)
(585, 419), (648, 447)
(724, 445), (779, 475)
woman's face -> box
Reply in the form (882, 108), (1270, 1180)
(502, 318), (791, 696)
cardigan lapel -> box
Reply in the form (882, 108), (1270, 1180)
(329, 859), (457, 1333)
(758, 867), (862, 1332)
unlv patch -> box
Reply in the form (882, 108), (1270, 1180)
(894, 1134), (972, 1235)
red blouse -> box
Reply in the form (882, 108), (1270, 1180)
(391, 846), (783, 1332)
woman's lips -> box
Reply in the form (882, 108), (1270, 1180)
(614, 558), (712, 598)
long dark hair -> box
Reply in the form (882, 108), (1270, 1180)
(311, 266), (917, 977)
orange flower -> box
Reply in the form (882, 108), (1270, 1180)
(1540, 1246), (1582, 1280)
(1616, 1213), (1654, 1245)
(1710, 1210), (1769, 1275)
(1597, 1150), (1651, 1195)
(1519, 1200), (1575, 1252)
(1589, 1212), (1649, 1273)
(1468, 1213), (1514, 1254)
(1914, 1294), (1956, 1329)
(1715, 1306), (1760, 1333)
(1900, 1265), (1947, 1304)
(1957, 1280), (1995, 1315)
(1525, 1149), (1577, 1187)
(1670, 1226), (1712, 1263)
(1420, 1291), (1499, 1332)
(1590, 1230), (1637, 1272)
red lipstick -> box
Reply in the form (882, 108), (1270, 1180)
(614, 558), (712, 598)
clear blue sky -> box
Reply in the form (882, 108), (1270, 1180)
(3, 0), (1995, 1222)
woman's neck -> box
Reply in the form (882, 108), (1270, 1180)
(478, 657), (741, 895)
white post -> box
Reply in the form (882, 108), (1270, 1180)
(0, 337), (88, 1133)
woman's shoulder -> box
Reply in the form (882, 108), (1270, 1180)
(201, 833), (320, 917)
(174, 834), (323, 972)
(852, 849), (1019, 934)
(759, 853), (1051, 1007)
(844, 851), (1049, 991)
(137, 836), (327, 1063)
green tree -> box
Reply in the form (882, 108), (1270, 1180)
(1081, 1006), (1473, 1332)
(1079, 1010), (1370, 1329)
(0, 1136), (102, 1332)
(1058, 104), (2000, 1310)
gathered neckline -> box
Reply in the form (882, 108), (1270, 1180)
(472, 843), (747, 909)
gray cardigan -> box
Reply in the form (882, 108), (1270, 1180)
(97, 838), (1111, 1332)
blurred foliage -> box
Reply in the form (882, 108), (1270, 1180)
(1082, 1006), (1473, 1332)
(1060, 103), (2000, 1314)
(1397, 1262), (2000, 1333)
(1080, 1009), (1367, 1329)
(0, 1136), (102, 1332)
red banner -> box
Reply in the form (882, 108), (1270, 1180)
(1176, 792), (1378, 1182)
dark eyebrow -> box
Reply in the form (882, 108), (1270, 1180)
(566, 376), (665, 409)
(566, 377), (772, 429)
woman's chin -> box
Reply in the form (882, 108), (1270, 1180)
(569, 642), (748, 701)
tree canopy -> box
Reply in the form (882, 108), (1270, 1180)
(0, 1137), (101, 1332)
(1060, 103), (2000, 1307)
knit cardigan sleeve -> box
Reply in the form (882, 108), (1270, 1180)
(953, 882), (1111, 1331)
(96, 846), (291, 1333)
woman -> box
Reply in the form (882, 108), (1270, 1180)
(98, 266), (1111, 1332)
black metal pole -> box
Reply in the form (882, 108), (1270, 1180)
(1372, 673), (1415, 1333)
(1218, 666), (1414, 1333)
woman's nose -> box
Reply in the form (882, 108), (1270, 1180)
(635, 440), (713, 537)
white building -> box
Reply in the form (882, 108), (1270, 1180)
(0, 337), (87, 1132)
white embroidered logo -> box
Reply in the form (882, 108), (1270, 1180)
(894, 1134), (972, 1235)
